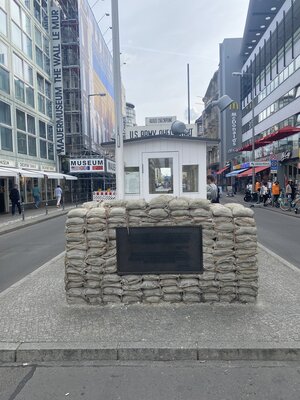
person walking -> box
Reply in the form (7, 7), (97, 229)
(54, 184), (62, 207)
(9, 184), (22, 215)
(261, 183), (269, 206)
(32, 184), (41, 208)
(255, 180), (261, 203)
(285, 180), (293, 210)
(206, 175), (219, 203)
(271, 181), (280, 206)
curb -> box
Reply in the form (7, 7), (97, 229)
(258, 243), (300, 273)
(1, 343), (300, 363)
(0, 209), (70, 236)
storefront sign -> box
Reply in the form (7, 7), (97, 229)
(18, 161), (38, 169)
(249, 161), (270, 167)
(69, 158), (105, 173)
(0, 159), (15, 167)
(280, 150), (291, 161)
(116, 226), (203, 275)
(231, 112), (237, 147)
(41, 165), (57, 172)
(51, 6), (65, 155)
(106, 159), (116, 174)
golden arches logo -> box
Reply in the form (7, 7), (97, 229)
(229, 102), (239, 110)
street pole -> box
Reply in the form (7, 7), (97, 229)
(187, 63), (191, 124)
(111, 0), (124, 199)
(88, 94), (93, 199)
(251, 73), (255, 194)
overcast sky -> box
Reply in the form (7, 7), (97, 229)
(88, 0), (249, 125)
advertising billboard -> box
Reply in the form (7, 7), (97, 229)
(78, 0), (115, 149)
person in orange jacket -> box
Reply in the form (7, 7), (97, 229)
(255, 180), (261, 203)
(271, 181), (280, 206)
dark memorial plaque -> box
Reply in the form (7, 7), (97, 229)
(116, 226), (203, 275)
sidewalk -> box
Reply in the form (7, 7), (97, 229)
(0, 246), (299, 363)
(0, 203), (75, 236)
(221, 192), (300, 218)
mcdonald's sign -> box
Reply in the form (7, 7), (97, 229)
(229, 101), (239, 110)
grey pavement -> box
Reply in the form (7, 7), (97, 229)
(0, 245), (299, 363)
(0, 203), (75, 236)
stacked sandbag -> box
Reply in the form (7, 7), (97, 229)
(141, 275), (161, 303)
(65, 208), (88, 304)
(65, 196), (259, 305)
(225, 204), (258, 303)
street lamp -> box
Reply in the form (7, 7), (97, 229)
(232, 71), (255, 193)
(88, 93), (106, 199)
(111, 0), (124, 200)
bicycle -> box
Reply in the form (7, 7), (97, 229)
(278, 194), (300, 212)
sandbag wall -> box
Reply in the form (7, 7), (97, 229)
(65, 196), (258, 305)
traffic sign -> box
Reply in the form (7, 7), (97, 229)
(270, 159), (278, 173)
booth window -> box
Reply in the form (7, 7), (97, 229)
(148, 158), (173, 194)
(125, 167), (140, 194)
(182, 165), (198, 192)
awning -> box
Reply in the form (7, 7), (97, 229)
(216, 166), (229, 175)
(0, 167), (19, 177)
(225, 168), (249, 177)
(26, 170), (78, 180)
(0, 167), (44, 178)
(238, 126), (300, 152)
(237, 166), (270, 177)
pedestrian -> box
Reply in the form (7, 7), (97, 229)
(261, 183), (269, 206)
(267, 179), (272, 196)
(9, 184), (22, 216)
(290, 181), (296, 201)
(206, 175), (219, 203)
(271, 181), (280, 206)
(54, 184), (62, 207)
(285, 180), (292, 209)
(32, 184), (41, 208)
(255, 179), (261, 203)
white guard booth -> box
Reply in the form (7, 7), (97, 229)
(104, 135), (218, 201)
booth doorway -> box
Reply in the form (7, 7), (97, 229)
(142, 152), (179, 200)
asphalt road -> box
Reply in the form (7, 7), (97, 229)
(253, 207), (300, 268)
(1, 361), (299, 400)
(0, 216), (66, 293)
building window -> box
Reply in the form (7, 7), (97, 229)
(35, 46), (43, 68)
(48, 142), (54, 160)
(0, 9), (7, 36)
(14, 77), (25, 102)
(0, 100), (11, 125)
(0, 41), (8, 66)
(39, 120), (46, 138)
(148, 158), (173, 194)
(125, 167), (140, 194)
(0, 126), (12, 151)
(182, 165), (199, 192)
(11, 22), (22, 49)
(38, 93), (45, 113)
(16, 109), (26, 131)
(28, 136), (36, 156)
(27, 114), (35, 134)
(17, 131), (27, 154)
(0, 67), (9, 93)
(40, 139), (47, 158)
